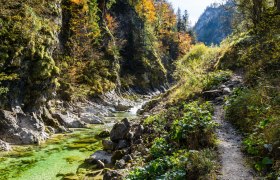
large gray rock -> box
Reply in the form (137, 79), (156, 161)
(114, 103), (133, 112)
(53, 113), (85, 128)
(80, 113), (104, 124)
(88, 150), (112, 164)
(0, 140), (11, 151)
(0, 110), (48, 144)
(115, 140), (129, 150)
(110, 118), (130, 142)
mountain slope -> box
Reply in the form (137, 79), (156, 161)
(194, 2), (234, 45)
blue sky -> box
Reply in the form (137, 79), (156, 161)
(168, 0), (223, 26)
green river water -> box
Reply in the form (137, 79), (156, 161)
(0, 109), (139, 180)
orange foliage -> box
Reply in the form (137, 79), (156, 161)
(135, 0), (156, 23)
(105, 13), (118, 32)
(155, 0), (176, 36)
(70, 0), (83, 4)
(177, 32), (192, 56)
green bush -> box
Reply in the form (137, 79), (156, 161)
(170, 101), (216, 148)
(127, 150), (217, 180)
(225, 87), (280, 177)
(203, 70), (232, 90)
(150, 137), (171, 158)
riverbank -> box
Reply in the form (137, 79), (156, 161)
(0, 93), (151, 180)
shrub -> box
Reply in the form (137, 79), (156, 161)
(203, 70), (232, 90)
(225, 86), (280, 177)
(170, 101), (216, 148)
(150, 137), (171, 158)
(127, 149), (217, 180)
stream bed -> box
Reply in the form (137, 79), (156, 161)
(0, 102), (142, 180)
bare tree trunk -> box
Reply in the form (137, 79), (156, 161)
(252, 0), (263, 26)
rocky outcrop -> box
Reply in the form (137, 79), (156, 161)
(52, 113), (85, 128)
(194, 2), (234, 45)
(202, 75), (243, 102)
(87, 117), (146, 173)
(0, 140), (11, 151)
(0, 110), (48, 144)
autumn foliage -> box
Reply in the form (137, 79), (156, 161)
(135, 0), (157, 23)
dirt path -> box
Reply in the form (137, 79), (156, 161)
(214, 105), (255, 180)
(212, 74), (256, 180)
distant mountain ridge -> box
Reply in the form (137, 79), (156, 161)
(194, 2), (234, 45)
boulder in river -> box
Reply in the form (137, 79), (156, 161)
(52, 113), (85, 128)
(87, 150), (112, 164)
(110, 118), (130, 142)
(80, 113), (104, 124)
(102, 140), (116, 151)
(114, 102), (133, 112)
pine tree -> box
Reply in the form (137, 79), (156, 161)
(182, 10), (190, 32)
(176, 8), (183, 32)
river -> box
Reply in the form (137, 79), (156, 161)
(0, 101), (144, 180)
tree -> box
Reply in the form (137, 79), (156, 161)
(182, 10), (190, 32)
(233, 0), (266, 27)
(275, 0), (280, 11)
(176, 8), (183, 31)
(135, 0), (157, 23)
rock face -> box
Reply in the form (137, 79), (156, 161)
(194, 2), (234, 45)
(0, 110), (48, 144)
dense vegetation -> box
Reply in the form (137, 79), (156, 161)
(126, 0), (280, 179)
(0, 0), (279, 179)
(0, 0), (193, 110)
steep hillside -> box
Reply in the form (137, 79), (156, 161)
(0, 0), (191, 110)
(194, 2), (234, 45)
(0, 0), (192, 145)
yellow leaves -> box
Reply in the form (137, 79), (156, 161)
(177, 32), (192, 56)
(135, 0), (156, 23)
(70, 0), (83, 4)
